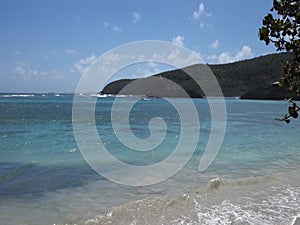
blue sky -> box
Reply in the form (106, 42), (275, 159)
(0, 0), (277, 93)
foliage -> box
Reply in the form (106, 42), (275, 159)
(259, 0), (300, 95)
(275, 99), (300, 123)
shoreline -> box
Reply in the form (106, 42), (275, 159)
(1, 92), (298, 102)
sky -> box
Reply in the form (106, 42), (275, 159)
(0, 0), (278, 93)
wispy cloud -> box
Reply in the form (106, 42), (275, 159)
(209, 40), (219, 49)
(65, 49), (79, 55)
(192, 2), (212, 20)
(191, 3), (213, 29)
(11, 61), (68, 80)
(11, 61), (40, 78)
(75, 54), (97, 74)
(172, 35), (185, 47)
(132, 12), (141, 23)
(207, 45), (254, 64)
(13, 65), (26, 75)
(103, 21), (109, 28)
(103, 21), (123, 32)
(112, 26), (123, 32)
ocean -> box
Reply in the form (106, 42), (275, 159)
(0, 93), (299, 225)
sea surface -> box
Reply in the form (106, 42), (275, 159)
(0, 93), (299, 225)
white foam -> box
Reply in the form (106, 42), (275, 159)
(195, 186), (300, 225)
(2, 94), (35, 98)
(69, 148), (77, 153)
(291, 215), (300, 225)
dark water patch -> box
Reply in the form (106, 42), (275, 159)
(0, 161), (100, 199)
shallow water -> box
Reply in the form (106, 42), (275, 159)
(0, 94), (299, 224)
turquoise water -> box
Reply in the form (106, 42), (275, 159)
(0, 94), (299, 224)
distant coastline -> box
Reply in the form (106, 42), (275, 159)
(101, 52), (300, 100)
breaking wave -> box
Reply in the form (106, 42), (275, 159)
(83, 175), (300, 225)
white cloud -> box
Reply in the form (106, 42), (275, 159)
(168, 49), (201, 67)
(2, 60), (82, 92)
(113, 26), (122, 32)
(199, 22), (213, 29)
(193, 3), (204, 20)
(150, 48), (201, 68)
(207, 45), (254, 64)
(11, 61), (41, 78)
(191, 3), (213, 30)
(192, 2), (211, 20)
(102, 53), (121, 63)
(132, 12), (141, 23)
(234, 46), (253, 61)
(172, 35), (185, 47)
(209, 40), (219, 49)
(49, 50), (57, 54)
(75, 54), (97, 74)
(103, 21), (123, 32)
(65, 49), (79, 55)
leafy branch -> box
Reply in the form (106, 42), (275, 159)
(259, 0), (300, 122)
(275, 99), (300, 123)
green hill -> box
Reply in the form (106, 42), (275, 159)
(101, 52), (299, 100)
